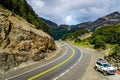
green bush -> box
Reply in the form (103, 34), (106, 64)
(109, 45), (120, 56)
(94, 40), (106, 49)
(74, 38), (81, 42)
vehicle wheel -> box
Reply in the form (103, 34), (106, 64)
(103, 71), (107, 76)
(94, 66), (98, 71)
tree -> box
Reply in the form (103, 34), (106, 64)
(74, 38), (81, 42)
(94, 40), (106, 49)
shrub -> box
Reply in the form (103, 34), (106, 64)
(94, 40), (106, 49)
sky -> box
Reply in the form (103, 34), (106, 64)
(27, 0), (120, 25)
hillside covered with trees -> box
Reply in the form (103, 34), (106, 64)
(62, 23), (120, 56)
(62, 29), (89, 40)
(0, 0), (51, 34)
(90, 24), (120, 49)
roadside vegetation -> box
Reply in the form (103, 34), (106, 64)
(62, 29), (89, 40)
(89, 24), (120, 58)
(90, 24), (120, 49)
(61, 29), (93, 48)
(109, 45), (120, 56)
(62, 24), (120, 55)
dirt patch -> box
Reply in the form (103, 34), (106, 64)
(80, 32), (92, 40)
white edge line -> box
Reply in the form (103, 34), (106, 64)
(53, 69), (70, 80)
(53, 46), (83, 80)
(6, 42), (68, 80)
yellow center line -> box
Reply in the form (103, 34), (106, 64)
(28, 47), (75, 80)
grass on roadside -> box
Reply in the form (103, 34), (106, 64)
(106, 44), (114, 49)
(74, 41), (94, 49)
(74, 41), (115, 50)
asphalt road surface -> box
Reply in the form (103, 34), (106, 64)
(6, 42), (90, 80)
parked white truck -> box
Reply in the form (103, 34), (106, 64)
(94, 58), (116, 76)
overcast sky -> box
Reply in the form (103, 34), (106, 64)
(27, 0), (120, 25)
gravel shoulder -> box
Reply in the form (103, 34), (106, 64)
(76, 46), (120, 80)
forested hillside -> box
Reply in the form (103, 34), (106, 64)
(62, 29), (89, 40)
(52, 24), (81, 40)
(90, 24), (120, 49)
(0, 0), (51, 34)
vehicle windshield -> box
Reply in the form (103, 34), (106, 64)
(103, 63), (111, 67)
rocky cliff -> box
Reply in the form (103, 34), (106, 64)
(105, 55), (120, 70)
(0, 7), (56, 72)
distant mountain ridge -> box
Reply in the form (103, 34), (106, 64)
(51, 11), (120, 39)
(77, 11), (120, 31)
(41, 18), (58, 29)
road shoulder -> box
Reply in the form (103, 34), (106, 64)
(77, 46), (120, 80)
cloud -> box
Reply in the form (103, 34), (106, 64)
(65, 16), (72, 24)
(27, 0), (45, 14)
(27, 0), (120, 25)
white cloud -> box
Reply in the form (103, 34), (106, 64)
(27, 0), (120, 25)
(65, 16), (72, 24)
(27, 0), (45, 14)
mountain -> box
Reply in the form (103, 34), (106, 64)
(0, 6), (55, 72)
(53, 11), (120, 40)
(77, 11), (120, 31)
(0, 0), (51, 34)
(41, 18), (58, 29)
(52, 24), (81, 40)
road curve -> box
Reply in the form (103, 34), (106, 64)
(6, 42), (82, 80)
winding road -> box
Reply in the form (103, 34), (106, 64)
(6, 42), (91, 80)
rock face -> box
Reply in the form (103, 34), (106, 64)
(0, 8), (56, 72)
(79, 11), (120, 31)
(104, 55), (120, 70)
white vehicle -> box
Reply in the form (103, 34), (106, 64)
(94, 58), (116, 76)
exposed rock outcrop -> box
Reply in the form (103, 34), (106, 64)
(0, 7), (56, 72)
(104, 55), (120, 70)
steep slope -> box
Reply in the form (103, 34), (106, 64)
(0, 0), (51, 34)
(0, 7), (55, 72)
